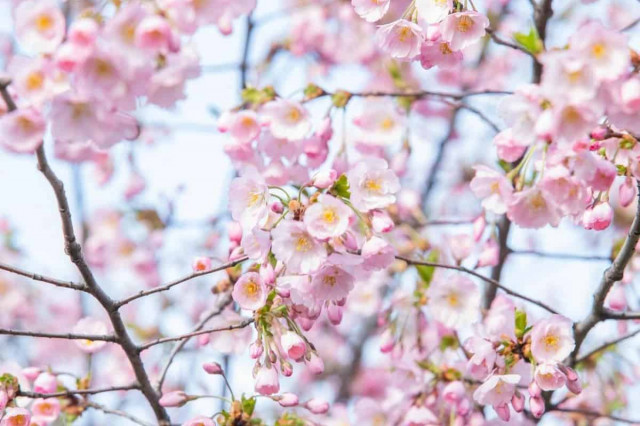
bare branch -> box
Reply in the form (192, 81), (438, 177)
(574, 328), (640, 365)
(486, 28), (536, 58)
(0, 328), (116, 342)
(85, 401), (154, 426)
(0, 262), (85, 290)
(572, 181), (640, 364)
(396, 255), (559, 314)
(508, 249), (611, 262)
(602, 310), (640, 320)
(115, 256), (247, 308)
(18, 384), (139, 399)
(621, 17), (640, 32)
(139, 319), (255, 352)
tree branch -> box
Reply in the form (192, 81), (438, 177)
(571, 181), (640, 365)
(396, 255), (559, 314)
(486, 28), (536, 58)
(0, 328), (116, 342)
(0, 262), (85, 290)
(115, 256), (247, 308)
(508, 249), (611, 262)
(550, 408), (640, 424)
(574, 328), (640, 365)
(85, 401), (154, 426)
(18, 384), (139, 399)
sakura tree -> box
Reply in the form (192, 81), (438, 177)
(0, 0), (639, 425)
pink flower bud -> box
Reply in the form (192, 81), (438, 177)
(566, 377), (582, 394)
(511, 391), (524, 413)
(280, 361), (293, 377)
(135, 15), (172, 51)
(33, 372), (57, 394)
(494, 403), (510, 422)
(260, 263), (275, 285)
(619, 178), (637, 208)
(371, 210), (394, 233)
(442, 381), (465, 405)
(0, 390), (7, 412)
(270, 200), (284, 214)
(558, 365), (578, 382)
(449, 234), (473, 262)
(277, 392), (299, 407)
(607, 284), (627, 311)
(590, 126), (608, 140)
(22, 367), (41, 381)
(68, 18), (99, 47)
(254, 366), (279, 395)
(305, 398), (330, 414)
(473, 215), (486, 241)
(250, 341), (264, 359)
(202, 362), (223, 375)
(477, 238), (499, 267)
(198, 334), (210, 346)
(281, 332), (306, 360)
(327, 303), (343, 325)
(192, 256), (212, 272)
(312, 169), (338, 189)
(379, 329), (395, 353)
(530, 396), (545, 418)
(306, 353), (324, 375)
(228, 222), (243, 245)
(582, 202), (612, 231)
(159, 390), (189, 407)
(342, 231), (359, 251)
(528, 381), (541, 398)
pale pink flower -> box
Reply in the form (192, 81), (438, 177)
(539, 168), (589, 216)
(147, 48), (200, 108)
(352, 0), (390, 22)
(30, 398), (60, 423)
(416, 0), (453, 24)
(449, 234), (473, 262)
(255, 366), (279, 395)
(540, 51), (597, 103)
(310, 265), (354, 302)
(484, 296), (516, 341)
(469, 165), (513, 214)
(530, 314), (575, 363)
(192, 257), (212, 272)
(507, 187), (561, 229)
(72, 317), (108, 353)
(228, 170), (270, 230)
(536, 103), (599, 143)
(1, 408), (31, 426)
(241, 227), (271, 261)
(440, 11), (489, 51)
(420, 37), (463, 70)
(305, 398), (330, 414)
(306, 352), (325, 374)
(347, 158), (400, 212)
(277, 393), (299, 407)
(281, 331), (307, 360)
(473, 374), (520, 406)
(405, 405), (439, 425)
(67, 18), (99, 48)
(427, 274), (480, 328)
(582, 202), (613, 231)
(311, 169), (338, 189)
(493, 129), (528, 163)
(33, 372), (57, 394)
(376, 19), (424, 61)
(361, 236), (395, 271)
(371, 210), (394, 233)
(182, 416), (215, 426)
(135, 15), (174, 52)
(8, 57), (54, 106)
(353, 101), (405, 148)
(0, 108), (45, 154)
(304, 194), (352, 240)
(271, 220), (327, 274)
(218, 110), (261, 144)
(232, 272), (267, 310)
(534, 363), (566, 391)
(14, 0), (65, 53)
(499, 86), (543, 144)
(569, 21), (629, 81)
(75, 47), (130, 107)
(261, 99), (311, 140)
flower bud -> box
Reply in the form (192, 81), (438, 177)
(494, 403), (510, 422)
(281, 332), (306, 360)
(583, 202), (612, 231)
(619, 178), (637, 208)
(528, 381), (541, 398)
(304, 398), (330, 414)
(202, 362), (223, 375)
(306, 353), (324, 375)
(159, 390), (189, 407)
(371, 210), (394, 233)
(33, 372), (57, 394)
(277, 392), (299, 407)
(511, 391), (524, 413)
(530, 396), (545, 418)
(311, 169), (337, 189)
(280, 361), (293, 377)
(250, 341), (264, 359)
(254, 366), (279, 396)
(192, 256), (212, 272)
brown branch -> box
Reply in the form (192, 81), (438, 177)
(571, 181), (640, 365)
(0, 262), (86, 290)
(0, 328), (116, 342)
(156, 292), (234, 392)
(18, 384), (138, 399)
(0, 79), (171, 425)
(138, 319), (255, 352)
(115, 256), (247, 308)
(486, 28), (536, 58)
(85, 401), (154, 426)
(601, 310), (640, 320)
(574, 328), (640, 365)
(508, 249), (611, 262)
(396, 255), (559, 314)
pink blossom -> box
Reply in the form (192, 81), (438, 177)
(405, 405), (439, 425)
(569, 21), (629, 81)
(159, 390), (189, 407)
(271, 220), (327, 274)
(8, 57), (53, 106)
(281, 331), (307, 360)
(469, 165), (513, 214)
(241, 227), (271, 261)
(255, 366), (279, 395)
(376, 19), (424, 61)
(427, 274), (480, 328)
(232, 272), (267, 310)
(261, 99), (311, 141)
(72, 317), (109, 353)
(1, 408), (31, 426)
(442, 381), (466, 405)
(277, 392), (299, 407)
(202, 362), (223, 375)
(135, 15), (174, 52)
(218, 110), (261, 144)
(310, 265), (354, 302)
(530, 395), (545, 418)
(606, 284), (627, 311)
(582, 202), (613, 231)
(347, 158), (400, 212)
(304, 194), (352, 240)
(68, 18), (99, 48)
(182, 416), (215, 426)
(619, 177), (637, 207)
(306, 352), (325, 374)
(449, 234), (473, 263)
(192, 257), (212, 272)
(361, 236), (395, 271)
(534, 363), (566, 391)
(0, 108), (45, 154)
(14, 0), (65, 53)
(419, 37), (463, 70)
(440, 11), (489, 51)
(31, 398), (60, 422)
(507, 187), (561, 229)
(371, 210), (394, 233)
(228, 170), (270, 230)
(305, 398), (330, 414)
(477, 238), (499, 268)
(311, 169), (338, 189)
(530, 314), (575, 363)
(352, 0), (390, 22)
(416, 0), (453, 24)
(493, 129), (528, 163)
(464, 337), (497, 380)
(472, 374), (520, 406)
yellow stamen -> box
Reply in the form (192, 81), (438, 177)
(25, 72), (44, 91)
(439, 42), (453, 55)
(364, 178), (382, 192)
(244, 281), (259, 296)
(322, 208), (336, 223)
(591, 43), (606, 59)
(295, 236), (311, 252)
(35, 14), (53, 32)
(457, 15), (474, 33)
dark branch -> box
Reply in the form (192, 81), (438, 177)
(0, 262), (85, 290)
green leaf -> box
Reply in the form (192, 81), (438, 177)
(303, 83), (325, 101)
(331, 90), (352, 108)
(513, 27), (543, 55)
(415, 250), (439, 287)
(242, 396), (257, 416)
(515, 309), (527, 338)
(331, 174), (351, 199)
(439, 335), (458, 351)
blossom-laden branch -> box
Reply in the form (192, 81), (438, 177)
(138, 318), (255, 352)
(0, 79), (170, 424)
(574, 328), (640, 365)
(0, 261), (85, 290)
(17, 384), (139, 399)
(396, 255), (559, 314)
(0, 328), (116, 342)
(115, 256), (247, 308)
(571, 181), (640, 364)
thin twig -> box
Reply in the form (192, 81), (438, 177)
(85, 401), (154, 426)
(574, 328), (640, 365)
(508, 249), (611, 262)
(18, 384), (138, 399)
(486, 28), (536, 58)
(115, 256), (247, 308)
(0, 328), (116, 342)
(0, 262), (86, 290)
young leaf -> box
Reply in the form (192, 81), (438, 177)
(513, 27), (543, 55)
